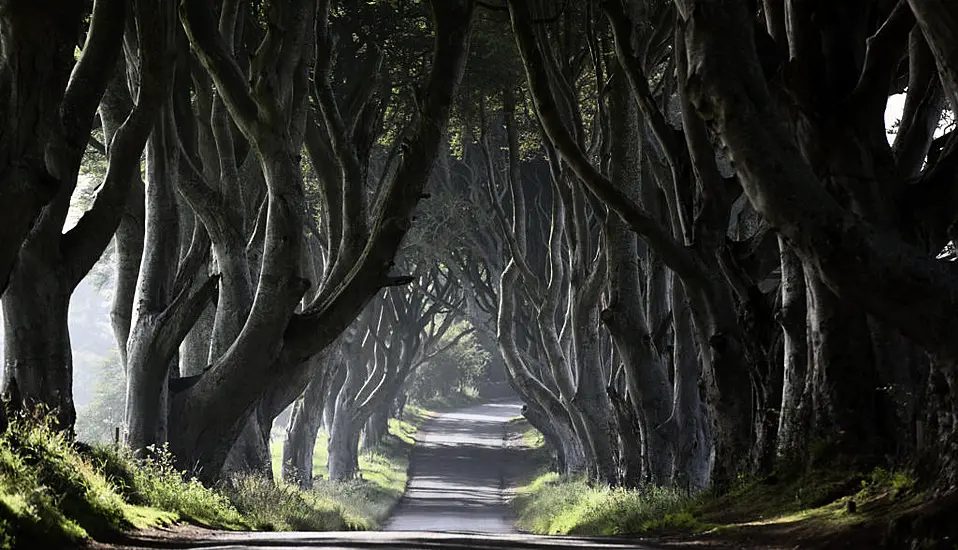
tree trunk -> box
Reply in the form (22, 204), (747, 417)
(220, 409), (273, 480)
(572, 296), (618, 485)
(608, 383), (646, 486)
(326, 355), (366, 481)
(2, 265), (74, 429)
(776, 238), (808, 462)
(282, 362), (336, 488)
(603, 77), (675, 484)
(670, 279), (711, 491)
(180, 302), (213, 377)
(0, 0), (86, 294)
(521, 400), (566, 472)
(803, 269), (891, 463)
(497, 262), (587, 475)
(125, 113), (191, 453)
(362, 404), (390, 450)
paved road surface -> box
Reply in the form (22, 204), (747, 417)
(99, 402), (666, 549)
(383, 401), (522, 532)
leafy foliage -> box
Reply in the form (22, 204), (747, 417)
(405, 326), (488, 405)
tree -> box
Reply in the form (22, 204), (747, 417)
(2, 0), (172, 430)
(114, 0), (476, 482)
(678, 0), (958, 487)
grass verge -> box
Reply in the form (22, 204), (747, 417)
(513, 473), (692, 535)
(508, 419), (944, 547)
(0, 405), (434, 549)
(268, 405), (434, 529)
(0, 418), (187, 549)
(506, 416), (692, 536)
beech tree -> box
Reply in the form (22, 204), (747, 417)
(678, 0), (958, 486)
(6, 0), (958, 521)
(150, 0), (474, 481)
(483, 0), (956, 494)
(2, 0), (173, 430)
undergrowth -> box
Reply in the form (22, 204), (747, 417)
(226, 474), (349, 531)
(513, 473), (693, 535)
(269, 406), (432, 529)
(88, 443), (246, 528)
(0, 417), (179, 549)
(0, 404), (433, 548)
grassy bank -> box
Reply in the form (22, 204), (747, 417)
(0, 406), (432, 549)
(514, 473), (692, 535)
(268, 405), (433, 529)
(509, 418), (941, 547)
(508, 416), (695, 536)
(0, 418), (240, 549)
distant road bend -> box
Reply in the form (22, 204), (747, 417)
(103, 402), (664, 550)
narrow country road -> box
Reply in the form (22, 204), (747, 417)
(383, 401), (523, 532)
(97, 402), (668, 549)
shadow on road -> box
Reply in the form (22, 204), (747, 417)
(94, 402), (671, 549)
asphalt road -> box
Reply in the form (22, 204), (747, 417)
(383, 401), (523, 532)
(99, 402), (666, 549)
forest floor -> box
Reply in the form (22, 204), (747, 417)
(508, 418), (956, 549)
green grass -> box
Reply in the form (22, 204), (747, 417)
(88, 443), (247, 529)
(0, 404), (435, 548)
(513, 473), (693, 535)
(0, 417), (182, 549)
(517, 420), (545, 449)
(268, 405), (434, 529)
(225, 474), (350, 531)
(507, 415), (693, 536)
(511, 458), (923, 540)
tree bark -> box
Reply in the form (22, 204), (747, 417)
(170, 0), (475, 482)
(775, 237), (808, 462)
(0, 0), (88, 294)
(679, 0), (958, 486)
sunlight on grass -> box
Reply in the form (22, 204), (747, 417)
(0, 404), (436, 547)
(89, 444), (247, 529)
(513, 473), (692, 535)
(0, 418), (189, 548)
(268, 405), (434, 529)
